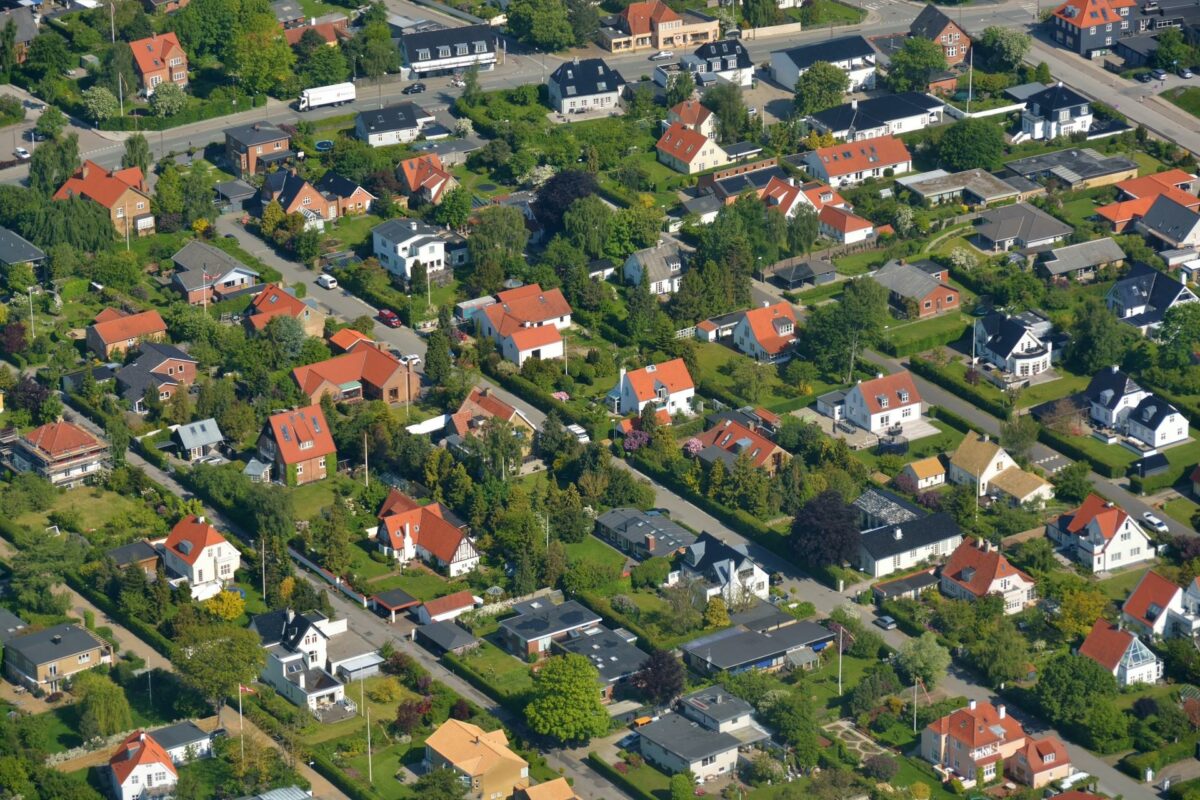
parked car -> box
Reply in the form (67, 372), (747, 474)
(398, 354), (422, 367)
(1152, 68), (1168, 80)
(12, 147), (29, 160)
(649, 50), (673, 61)
(377, 308), (402, 327)
(316, 273), (339, 290)
(874, 616), (897, 631)
(1181, 66), (1194, 78)
(403, 82), (426, 94)
(1138, 72), (1154, 83)
(1142, 511), (1169, 533)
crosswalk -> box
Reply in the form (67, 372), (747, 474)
(1033, 454), (1070, 474)
(861, 0), (901, 9)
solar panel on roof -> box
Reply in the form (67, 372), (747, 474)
(281, 425), (291, 442)
(312, 415), (322, 433)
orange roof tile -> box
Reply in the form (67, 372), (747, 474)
(378, 487), (421, 519)
(669, 100), (712, 128)
(620, 0), (679, 35)
(696, 418), (784, 469)
(810, 135), (911, 179)
(741, 301), (797, 355)
(398, 154), (452, 199)
(509, 324), (562, 351)
(291, 345), (412, 399)
(328, 327), (374, 352)
(906, 456), (945, 480)
(801, 181), (846, 211)
(421, 590), (476, 617)
(249, 284), (309, 329)
(109, 731), (176, 786)
(819, 204), (873, 234)
(656, 122), (714, 165)
(854, 371), (921, 415)
(759, 176), (804, 214)
(54, 160), (148, 209)
(1096, 196), (1157, 226)
(1078, 618), (1135, 671)
(1052, 0), (1136, 29)
(283, 19), (348, 46)
(382, 502), (469, 563)
(129, 32), (185, 78)
(941, 539), (1032, 599)
(1016, 736), (1069, 775)
(165, 514), (229, 566)
(23, 421), (102, 457)
(89, 308), (166, 346)
(266, 404), (336, 465)
(926, 701), (1025, 751)
(451, 387), (525, 437)
(1123, 570), (1181, 630)
(1065, 493), (1127, 541)
(624, 358), (694, 402)
(483, 284), (572, 339)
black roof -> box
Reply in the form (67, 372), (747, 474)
(0, 225), (44, 266)
(264, 171), (319, 210)
(909, 4), (956, 39)
(549, 58), (625, 97)
(1107, 261), (1195, 327)
(374, 588), (419, 609)
(1027, 83), (1089, 114)
(249, 609), (328, 651)
(1139, 194), (1200, 244)
(680, 531), (754, 575)
(401, 24), (496, 63)
(711, 165), (788, 200)
(216, 180), (258, 202)
(106, 539), (158, 568)
(773, 257), (835, 285)
(681, 684), (753, 723)
(356, 102), (429, 135)
(682, 621), (834, 670)
(226, 121), (289, 148)
(498, 599), (600, 643)
(860, 512), (962, 559)
(416, 620), (479, 652)
(1132, 452), (1169, 476)
(1129, 394), (1181, 431)
(638, 714), (740, 761)
(555, 625), (645, 684)
(151, 721), (210, 753)
(595, 508), (696, 557)
(810, 92), (942, 133)
(873, 570), (939, 599)
(977, 311), (1041, 360)
(115, 342), (197, 403)
(315, 172), (366, 200)
(691, 39), (752, 71)
(775, 35), (874, 70)
(6, 624), (105, 664)
(61, 364), (117, 393)
(0, 609), (27, 644)
(1085, 365), (1144, 409)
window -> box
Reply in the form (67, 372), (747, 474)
(302, 196), (311, 205)
(701, 755), (717, 766)
(273, 141), (282, 150)
(77, 653), (91, 663)
(438, 46), (451, 58)
(136, 201), (145, 210)
(1106, 22), (1112, 30)
(150, 75), (161, 87)
(417, 48), (430, 60)
(902, 407), (912, 418)
(131, 776), (139, 785)
(220, 563), (232, 576)
(296, 464), (304, 475)
(116, 207), (125, 218)
(893, 554), (901, 568)
(1131, 547), (1141, 556)
(947, 46), (957, 57)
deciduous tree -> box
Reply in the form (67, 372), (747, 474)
(938, 118), (1005, 171)
(34, 106), (66, 139)
(508, 0), (575, 51)
(1034, 652), (1118, 727)
(791, 490), (858, 567)
(977, 26), (1031, 72)
(897, 632), (951, 689)
(886, 37), (946, 93)
(75, 672), (133, 739)
(525, 654), (609, 743)
(174, 624), (266, 710)
(793, 61), (849, 116)
(634, 649), (685, 704)
(149, 82), (186, 117)
(121, 133), (152, 175)
(82, 86), (120, 123)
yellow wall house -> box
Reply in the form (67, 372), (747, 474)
(425, 719), (530, 800)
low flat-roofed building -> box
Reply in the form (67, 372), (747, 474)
(1038, 237), (1125, 282)
(873, 569), (940, 603)
(681, 620), (834, 674)
(416, 620), (480, 655)
(1005, 148), (1138, 190)
(594, 507), (695, 560)
(637, 713), (740, 781)
(553, 624), (645, 700)
(903, 168), (1024, 206)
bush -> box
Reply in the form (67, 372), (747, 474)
(863, 754), (898, 781)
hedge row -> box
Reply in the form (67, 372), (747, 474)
(880, 599), (932, 639)
(929, 405), (973, 433)
(309, 751), (384, 800)
(908, 356), (1012, 419)
(577, 589), (671, 654)
(1036, 426), (1126, 480)
(878, 322), (970, 358)
(441, 652), (528, 715)
(1120, 731), (1200, 777)
(98, 95), (269, 131)
(1131, 468), (1187, 495)
(64, 571), (177, 660)
(480, 361), (606, 441)
(585, 753), (656, 800)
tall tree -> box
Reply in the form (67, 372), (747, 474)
(534, 170), (599, 235)
(742, 0), (779, 27)
(702, 82), (748, 144)
(800, 276), (888, 382)
(633, 649), (685, 704)
(34, 107), (66, 140)
(565, 0), (600, 45)
(1000, 414), (1039, 461)
(0, 18), (18, 78)
(229, 14), (295, 95)
(149, 82), (186, 117)
(938, 118), (1005, 172)
(413, 768), (469, 800)
(1033, 652), (1118, 727)
(121, 133), (152, 175)
(793, 61), (849, 116)
(896, 632), (952, 689)
(75, 672), (133, 739)
(508, 0), (575, 51)
(28, 133), (79, 195)
(791, 490), (858, 567)
(525, 654), (610, 743)
(174, 624), (267, 711)
(977, 26), (1031, 72)
(562, 195), (612, 260)
(666, 70), (695, 107)
(467, 205), (529, 293)
(886, 37), (946, 92)
(349, 21), (400, 79)
(424, 327), (452, 384)
(1067, 296), (1137, 374)
(434, 186), (471, 230)
(82, 86), (120, 123)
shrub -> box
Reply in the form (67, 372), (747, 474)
(863, 754), (898, 781)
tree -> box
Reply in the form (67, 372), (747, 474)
(435, 186), (471, 230)
(967, 618), (1030, 686)
(788, 205), (819, 256)
(28, 133), (79, 195)
(534, 170), (599, 235)
(1052, 460), (1093, 504)
(1083, 698), (1130, 753)
(467, 205), (529, 294)
(565, 0), (599, 45)
(508, 0), (575, 51)
(0, 18), (18, 79)
(203, 589), (246, 621)
(1034, 652), (1118, 727)
(395, 696), (432, 733)
(626, 269), (659, 344)
(1158, 301), (1200, 367)
(424, 327), (452, 384)
(75, 672), (133, 739)
(413, 768), (468, 800)
(630, 556), (670, 589)
(977, 26), (1030, 72)
(562, 195), (612, 260)
(702, 82), (748, 144)
(886, 37), (946, 93)
(1054, 587), (1108, 638)
(743, 0), (779, 27)
(634, 649), (685, 704)
(1000, 414), (1038, 461)
(175, 624), (267, 710)
(25, 32), (72, 81)
(82, 86), (120, 123)
(704, 596), (730, 627)
(896, 632), (951, 689)
(670, 774), (694, 800)
(525, 654), (609, 743)
(149, 82), (186, 117)
(299, 43), (349, 88)
(800, 276), (887, 382)
(121, 133), (152, 175)
(793, 61), (849, 116)
(938, 118), (1005, 172)
(229, 14), (296, 95)
(1067, 296), (1137, 374)
(348, 21), (399, 79)
(34, 106), (67, 139)
(791, 490), (858, 567)
(1155, 27), (1194, 70)
(666, 69), (695, 107)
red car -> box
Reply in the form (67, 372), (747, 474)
(377, 309), (402, 328)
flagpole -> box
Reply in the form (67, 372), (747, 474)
(366, 706), (373, 784)
(239, 684), (245, 767)
(837, 626), (843, 696)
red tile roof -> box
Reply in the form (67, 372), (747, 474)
(509, 324), (562, 351)
(760, 176), (804, 214)
(291, 344), (414, 399)
(266, 404), (336, 465)
(1123, 570), (1181, 630)
(695, 418), (784, 469)
(421, 590), (476, 617)
(801, 181), (846, 211)
(1096, 196), (1158, 227)
(129, 32), (185, 78)
(1064, 493), (1127, 542)
(165, 514), (228, 567)
(382, 503), (469, 563)
(451, 387), (526, 437)
(1097, 170), (1200, 225)
(378, 487), (420, 519)
(54, 160), (148, 209)
(1016, 736), (1070, 776)
(1078, 618), (1134, 672)
(926, 701), (1025, 751)
(1051, 0), (1136, 29)
(249, 284), (310, 330)
(328, 328), (374, 353)
(89, 309), (166, 346)
(941, 539), (1032, 599)
(669, 100), (712, 129)
(853, 371), (921, 415)
(483, 284), (572, 339)
(398, 154), (453, 200)
(820, 204), (873, 234)
(624, 359), (694, 403)
(22, 421), (102, 457)
(740, 301), (797, 355)
(656, 122), (714, 165)
(283, 19), (348, 46)
(810, 135), (911, 178)
(620, 0), (679, 34)
(109, 731), (176, 786)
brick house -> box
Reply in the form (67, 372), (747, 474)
(225, 121), (292, 177)
(314, 173), (376, 217)
(115, 342), (198, 413)
(939, 539), (1036, 614)
(245, 283), (326, 338)
(9, 421), (109, 488)
(4, 623), (112, 692)
(397, 154), (458, 205)
(655, 123), (728, 175)
(129, 32), (188, 95)
(909, 5), (970, 65)
(54, 161), (154, 238)
(260, 171), (336, 227)
(258, 405), (337, 486)
(86, 308), (167, 358)
(598, 0), (719, 53)
(290, 343), (420, 405)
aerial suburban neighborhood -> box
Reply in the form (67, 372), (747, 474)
(6, 0), (1200, 797)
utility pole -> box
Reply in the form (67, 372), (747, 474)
(109, 1), (115, 43)
(26, 287), (33, 341)
(837, 626), (843, 696)
(366, 707), (373, 784)
(363, 431), (369, 488)
(912, 681), (918, 732)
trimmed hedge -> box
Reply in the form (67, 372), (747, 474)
(64, 571), (176, 659)
(908, 356), (1012, 419)
(878, 322), (970, 358)
(1036, 426), (1126, 479)
(1131, 469), (1186, 495)
(586, 753), (656, 800)
(98, 95), (269, 131)
(929, 405), (973, 433)
(309, 751), (384, 800)
(1120, 732), (1200, 777)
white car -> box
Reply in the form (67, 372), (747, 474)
(649, 50), (673, 61)
(398, 353), (422, 367)
(13, 147), (29, 160)
(1142, 511), (1169, 533)
(316, 273), (338, 290)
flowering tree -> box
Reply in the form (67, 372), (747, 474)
(624, 430), (650, 453)
(682, 437), (703, 457)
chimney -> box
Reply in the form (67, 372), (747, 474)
(997, 704), (1006, 719)
(197, 515), (205, 524)
(51, 634), (62, 644)
(893, 526), (903, 541)
(876, 372), (884, 379)
(981, 433), (989, 443)
(139, 731), (147, 742)
(645, 533), (656, 552)
(762, 300), (770, 308)
(79, 163), (89, 179)
(969, 699), (977, 711)
(297, 672), (305, 689)
(286, 609), (295, 623)
(851, 99), (858, 110)
(1111, 364), (1120, 373)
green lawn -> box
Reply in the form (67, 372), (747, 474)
(1015, 370), (1091, 409)
(13, 488), (148, 536)
(1165, 86), (1200, 119)
(833, 248), (887, 276)
(409, 278), (460, 323)
(854, 418), (962, 472)
(692, 342), (797, 409)
(1059, 195), (1097, 228)
(1165, 495), (1200, 528)
(808, 653), (874, 715)
(1096, 564), (1152, 602)
(340, 739), (420, 799)
(882, 311), (969, 352)
(566, 537), (627, 573)
(451, 638), (534, 699)
(292, 479), (340, 521)
(365, 569), (467, 602)
(928, 234), (978, 259)
(324, 213), (384, 252)
(302, 676), (418, 745)
(1133, 150), (1168, 176)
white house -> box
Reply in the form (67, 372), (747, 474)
(808, 92), (944, 142)
(1106, 262), (1198, 334)
(1085, 366), (1151, 429)
(770, 35), (876, 92)
(1121, 570), (1200, 639)
(676, 532), (769, 606)
(160, 515), (240, 601)
(948, 433), (1055, 506)
(415, 590), (477, 624)
(637, 714), (740, 782)
(973, 312), (1052, 381)
(108, 731), (177, 800)
(731, 301), (797, 362)
(149, 721), (214, 765)
(1125, 395), (1189, 449)
(354, 102), (436, 147)
(1079, 620), (1163, 687)
(1047, 494), (1156, 574)
(1019, 83), (1093, 142)
(842, 371), (923, 434)
(477, 284), (572, 366)
(940, 539), (1037, 615)
(547, 57), (625, 114)
(610, 358), (695, 416)
(803, 135), (913, 188)
(372, 218), (449, 282)
(373, 502), (480, 577)
(400, 24), (497, 77)
(900, 456), (946, 490)
(858, 512), (964, 579)
(682, 40), (754, 87)
(624, 243), (689, 295)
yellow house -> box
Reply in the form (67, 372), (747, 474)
(424, 719), (529, 800)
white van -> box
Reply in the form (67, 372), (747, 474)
(316, 274), (338, 290)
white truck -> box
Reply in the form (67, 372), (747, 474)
(298, 82), (356, 111)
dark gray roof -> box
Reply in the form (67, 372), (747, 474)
(173, 241), (256, 291)
(1026, 83), (1089, 115)
(556, 625), (645, 684)
(1086, 365), (1144, 409)
(1130, 394), (1181, 430)
(0, 7), (37, 45)
(871, 260), (949, 299)
(374, 588), (419, 608)
(549, 58), (625, 97)
(691, 40), (752, 72)
(773, 256), (835, 285)
(975, 203), (1071, 246)
(873, 570), (939, 599)
(681, 685), (753, 724)
(226, 121), (289, 148)
(401, 24), (496, 64)
(62, 364), (116, 393)
(775, 35), (873, 70)
(682, 621), (834, 670)
(1005, 148), (1138, 184)
(6, 623), (105, 664)
(728, 600), (794, 632)
(1041, 237), (1125, 275)
(263, 171), (318, 211)
(151, 721), (210, 753)
(723, 142), (763, 160)
(356, 102), (431, 135)
(638, 714), (740, 761)
(1139, 195), (1200, 243)
(860, 512), (962, 559)
(853, 487), (922, 527)
(116, 343), (196, 403)
(417, 620), (479, 652)
(271, 0), (303, 21)
(216, 180), (258, 202)
(628, 243), (688, 283)
(174, 418), (225, 451)
(596, 508), (695, 557)
(374, 217), (445, 242)
(106, 539), (158, 569)
(1107, 261), (1196, 327)
(680, 531), (755, 577)
(249, 609), (329, 651)
(811, 92), (942, 134)
(315, 172), (368, 200)
(711, 165), (788, 200)
(0, 609), (27, 644)
(0, 225), (43, 266)
(498, 599), (600, 643)
(909, 3), (956, 39)
(1133, 452), (1170, 476)
(976, 311), (1044, 360)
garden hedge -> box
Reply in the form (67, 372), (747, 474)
(480, 360), (606, 441)
(98, 95), (269, 131)
(441, 651), (528, 716)
(309, 751), (384, 800)
(1036, 426), (1126, 479)
(586, 753), (657, 800)
(1119, 731), (1200, 778)
(929, 405), (973, 433)
(908, 356), (1012, 419)
(64, 571), (177, 660)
